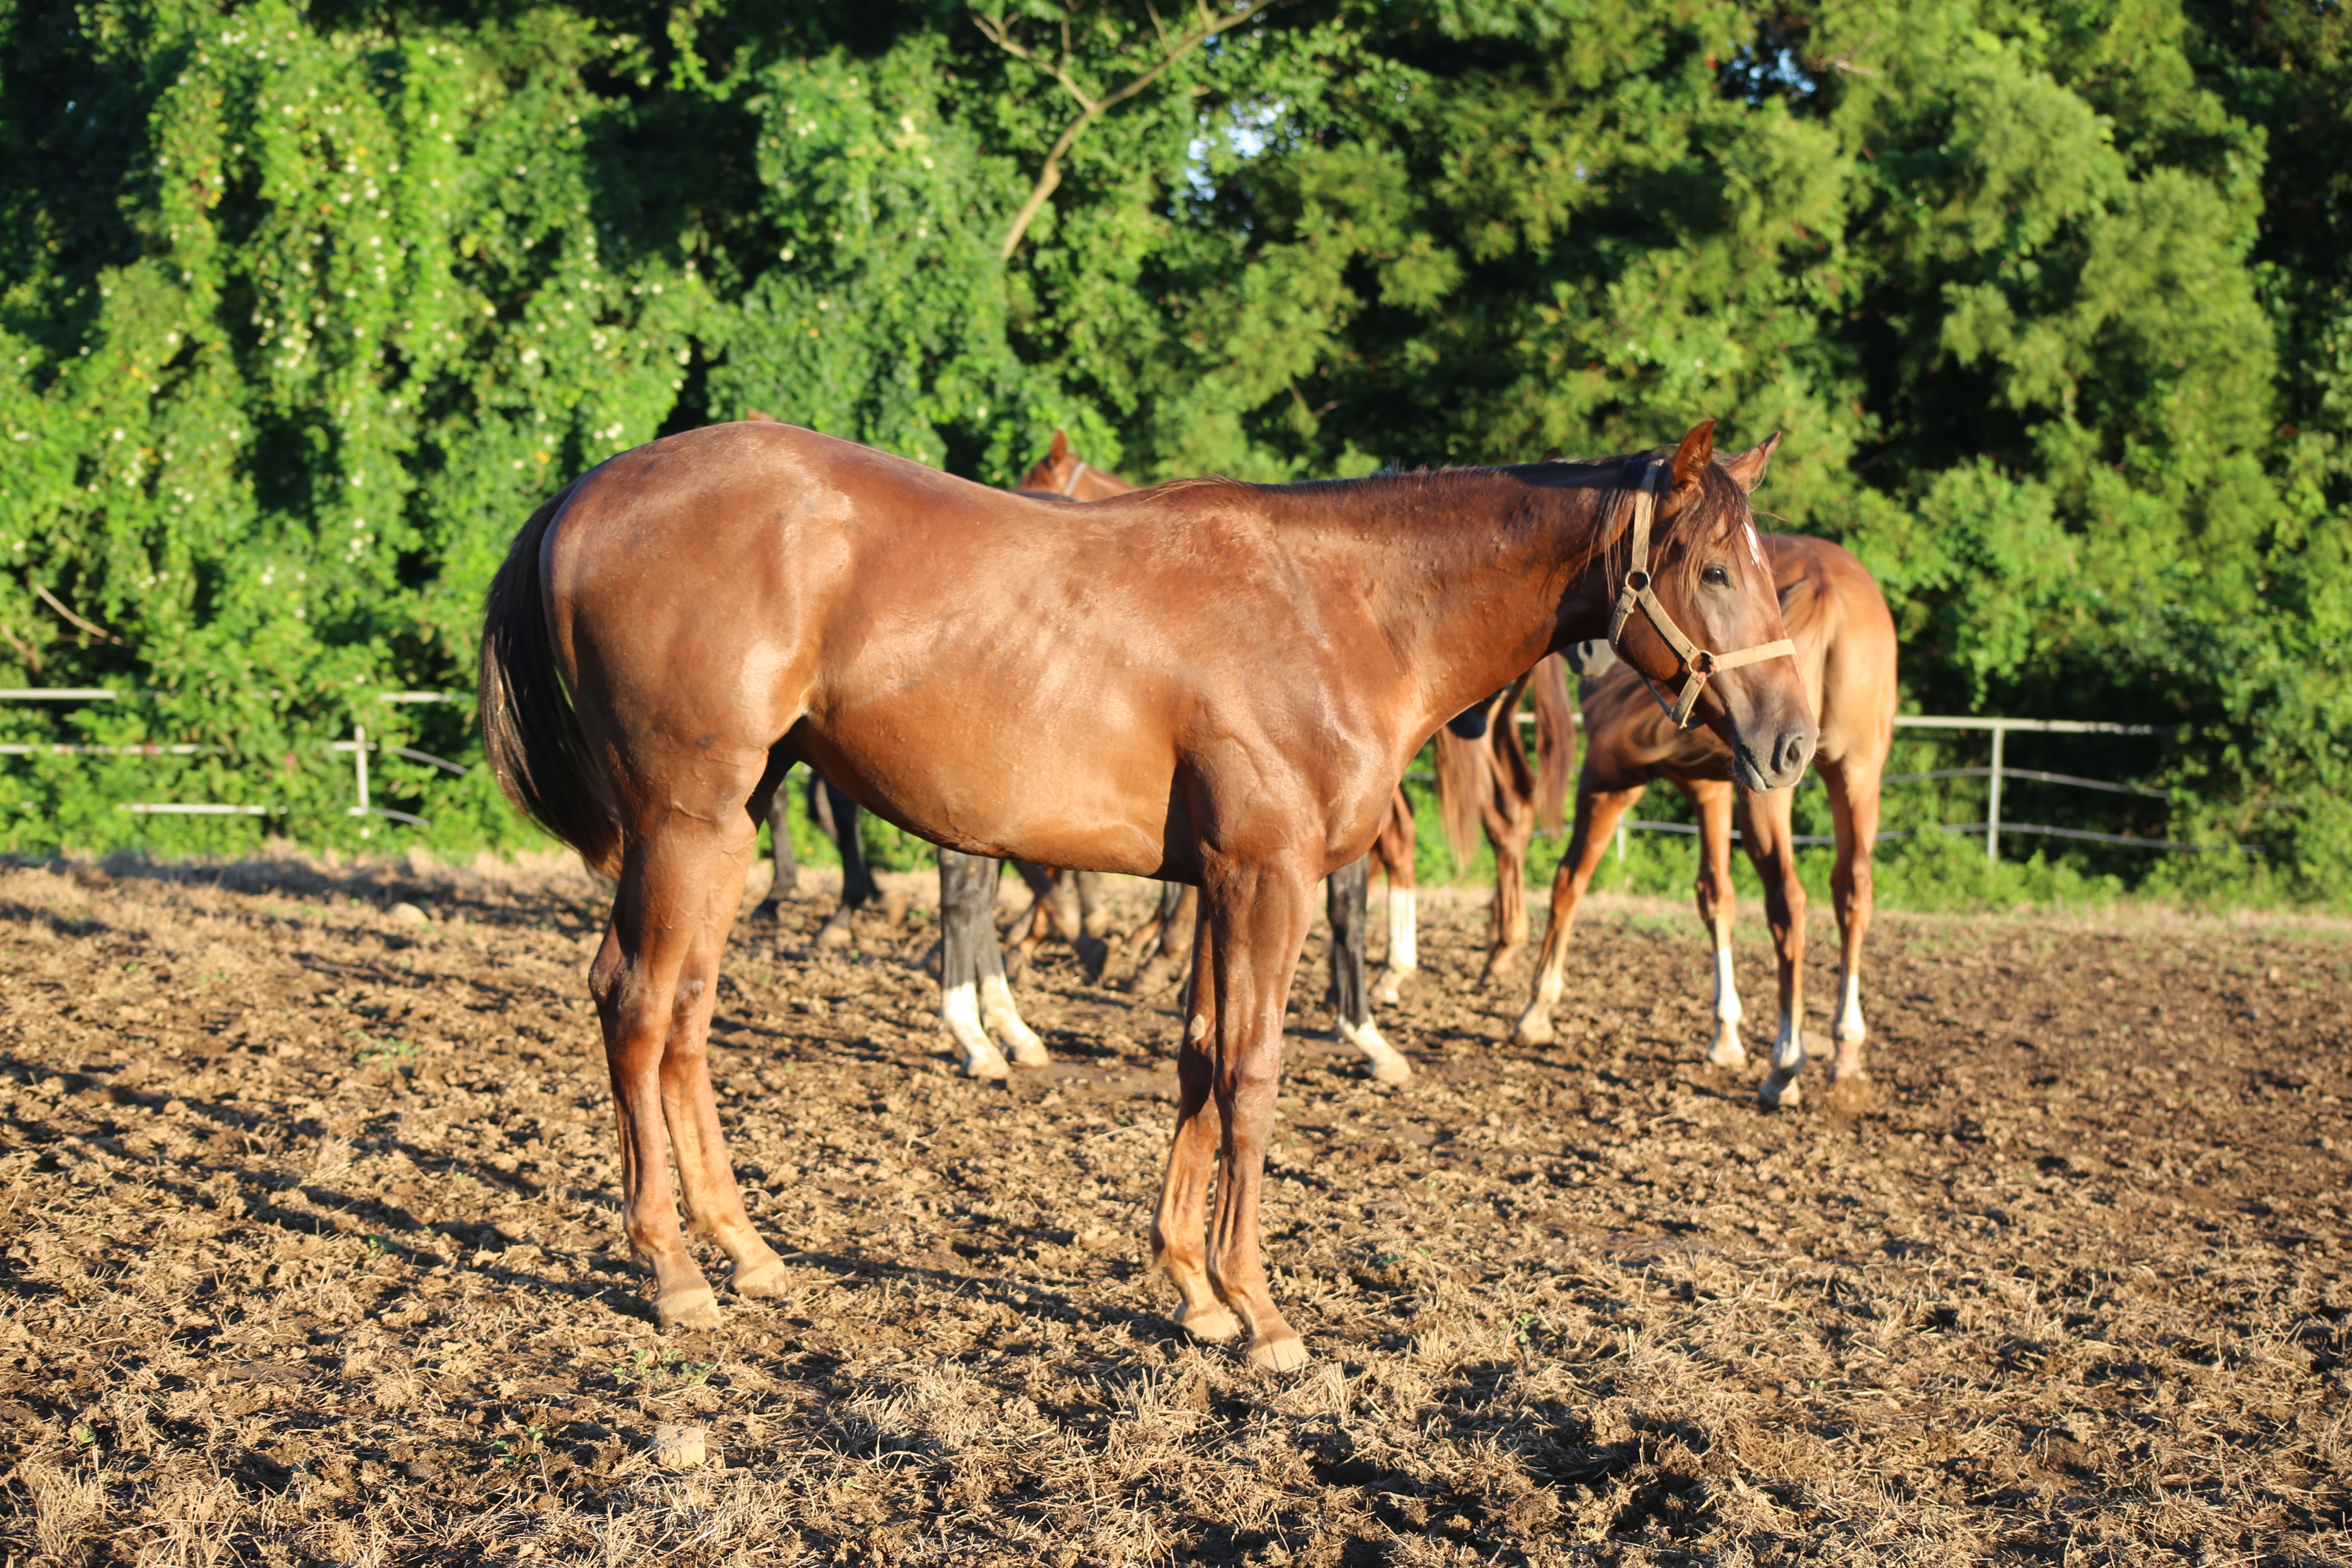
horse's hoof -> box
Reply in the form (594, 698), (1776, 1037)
(815, 913), (853, 950)
(1706, 1039), (1747, 1069)
(959, 1051), (1010, 1081)
(656, 1284), (723, 1332)
(1512, 1012), (1555, 1047)
(1177, 1303), (1240, 1342)
(1367, 1053), (1412, 1085)
(1757, 1074), (1802, 1112)
(748, 901), (780, 925)
(730, 1256), (791, 1300)
(1246, 1331), (1311, 1372)
(1007, 1039), (1051, 1069)
(1372, 980), (1402, 1007)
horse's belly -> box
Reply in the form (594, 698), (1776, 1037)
(795, 713), (1179, 878)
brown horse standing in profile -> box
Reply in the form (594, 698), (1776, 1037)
(1512, 534), (1896, 1109)
(478, 417), (1815, 1369)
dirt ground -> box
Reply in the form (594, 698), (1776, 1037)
(1, 850), (2347, 1567)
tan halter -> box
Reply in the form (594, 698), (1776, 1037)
(1607, 458), (1797, 728)
(1058, 460), (1090, 497)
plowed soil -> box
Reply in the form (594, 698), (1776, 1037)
(2, 852), (2347, 1566)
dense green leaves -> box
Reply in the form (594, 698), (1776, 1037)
(0, 0), (2343, 896)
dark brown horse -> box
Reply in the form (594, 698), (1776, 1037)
(1512, 535), (1895, 1109)
(478, 418), (1815, 1369)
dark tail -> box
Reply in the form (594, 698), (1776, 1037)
(478, 479), (622, 875)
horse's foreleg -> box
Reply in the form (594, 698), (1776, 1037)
(1372, 788), (1417, 1004)
(1149, 912), (1232, 1343)
(1824, 762), (1880, 1091)
(1327, 855), (1409, 1083)
(938, 850), (1010, 1080)
(1201, 857), (1318, 1370)
(1515, 784), (1642, 1046)
(1740, 788), (1809, 1110)
(1688, 781), (1746, 1070)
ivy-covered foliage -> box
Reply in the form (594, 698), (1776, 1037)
(1, 0), (2344, 898)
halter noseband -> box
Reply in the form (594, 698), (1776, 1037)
(1607, 458), (1797, 729)
(1058, 460), (1090, 497)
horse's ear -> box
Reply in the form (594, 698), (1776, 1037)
(746, 409), (774, 423)
(1669, 419), (1716, 491)
(1539, 447), (1561, 463)
(1050, 429), (1070, 460)
(1721, 431), (1780, 494)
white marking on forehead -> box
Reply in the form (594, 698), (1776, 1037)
(1743, 520), (1764, 568)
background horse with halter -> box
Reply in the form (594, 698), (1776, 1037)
(1511, 532), (1896, 1109)
(478, 416), (1815, 1368)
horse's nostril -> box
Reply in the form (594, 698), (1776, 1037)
(1776, 728), (1815, 781)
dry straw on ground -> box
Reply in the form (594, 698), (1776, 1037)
(0, 849), (2345, 1565)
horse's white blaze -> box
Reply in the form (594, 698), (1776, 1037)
(1834, 970), (1865, 1044)
(979, 973), (1048, 1066)
(941, 980), (1007, 1078)
(1337, 1017), (1412, 1085)
(1388, 889), (1418, 973)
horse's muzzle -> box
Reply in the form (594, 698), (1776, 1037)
(1740, 724), (1815, 793)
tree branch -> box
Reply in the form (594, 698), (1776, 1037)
(978, 0), (1281, 261)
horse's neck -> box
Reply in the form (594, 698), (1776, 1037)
(1277, 465), (1624, 744)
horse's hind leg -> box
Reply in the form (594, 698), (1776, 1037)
(1327, 854), (1409, 1083)
(1149, 908), (1236, 1344)
(960, 855), (1046, 1067)
(595, 815), (781, 1330)
(752, 788), (799, 920)
(1126, 882), (1196, 997)
(812, 777), (871, 950)
(1479, 790), (1536, 985)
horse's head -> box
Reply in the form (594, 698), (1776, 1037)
(1020, 430), (1087, 496)
(1610, 420), (1815, 792)
(1018, 430), (1135, 501)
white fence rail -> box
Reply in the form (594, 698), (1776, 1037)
(0, 688), (2226, 858)
(1460, 710), (2215, 860)
(0, 688), (468, 828)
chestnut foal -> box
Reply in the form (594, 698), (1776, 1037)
(479, 418), (1815, 1367)
(1512, 532), (1896, 1109)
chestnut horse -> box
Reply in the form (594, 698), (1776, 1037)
(478, 418), (1814, 1368)
(1512, 535), (1896, 1109)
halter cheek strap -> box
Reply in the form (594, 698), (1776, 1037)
(1607, 458), (1798, 729)
(1058, 460), (1090, 497)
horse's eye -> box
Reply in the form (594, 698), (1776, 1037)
(1702, 564), (1731, 586)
